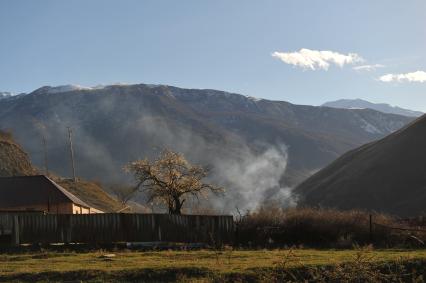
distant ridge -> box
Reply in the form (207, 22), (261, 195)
(322, 99), (423, 117)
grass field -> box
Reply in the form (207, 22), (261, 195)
(1, 248), (426, 282)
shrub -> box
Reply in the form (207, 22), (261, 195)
(235, 206), (426, 248)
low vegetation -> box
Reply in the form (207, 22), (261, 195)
(236, 206), (426, 248)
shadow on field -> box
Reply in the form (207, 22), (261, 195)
(0, 267), (211, 283)
(1, 260), (426, 283)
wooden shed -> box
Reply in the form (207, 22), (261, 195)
(0, 175), (103, 214)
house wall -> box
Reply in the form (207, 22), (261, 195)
(1, 203), (102, 214)
(0, 202), (73, 214)
(72, 204), (90, 214)
(89, 207), (104, 214)
(72, 204), (104, 214)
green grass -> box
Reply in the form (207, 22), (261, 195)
(1, 248), (426, 282)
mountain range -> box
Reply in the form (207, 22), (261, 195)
(323, 99), (423, 117)
(0, 84), (415, 211)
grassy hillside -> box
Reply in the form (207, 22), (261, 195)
(295, 115), (426, 216)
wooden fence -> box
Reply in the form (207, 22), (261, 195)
(0, 213), (234, 246)
(0, 213), (14, 237)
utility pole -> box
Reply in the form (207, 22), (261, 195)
(67, 127), (77, 184)
(42, 136), (49, 176)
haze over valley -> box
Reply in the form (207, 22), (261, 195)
(0, 83), (418, 211)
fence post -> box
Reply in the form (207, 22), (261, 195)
(11, 215), (20, 246)
(369, 214), (373, 243)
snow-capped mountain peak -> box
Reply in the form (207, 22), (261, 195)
(0, 92), (15, 99)
(46, 84), (94, 94)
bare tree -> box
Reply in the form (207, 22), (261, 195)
(125, 149), (223, 214)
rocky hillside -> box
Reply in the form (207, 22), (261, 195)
(295, 115), (426, 216)
(0, 131), (36, 177)
(0, 84), (414, 211)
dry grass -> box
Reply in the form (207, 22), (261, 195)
(0, 248), (425, 282)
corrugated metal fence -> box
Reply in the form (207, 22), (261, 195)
(0, 213), (234, 246)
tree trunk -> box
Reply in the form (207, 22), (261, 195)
(169, 196), (184, 215)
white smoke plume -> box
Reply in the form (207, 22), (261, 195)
(210, 144), (296, 212)
(133, 115), (296, 213)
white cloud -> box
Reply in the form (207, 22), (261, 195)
(272, 48), (363, 70)
(379, 71), (426, 83)
(353, 64), (385, 72)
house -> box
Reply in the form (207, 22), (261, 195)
(0, 175), (103, 214)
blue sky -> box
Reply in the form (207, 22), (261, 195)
(1, 0), (426, 110)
